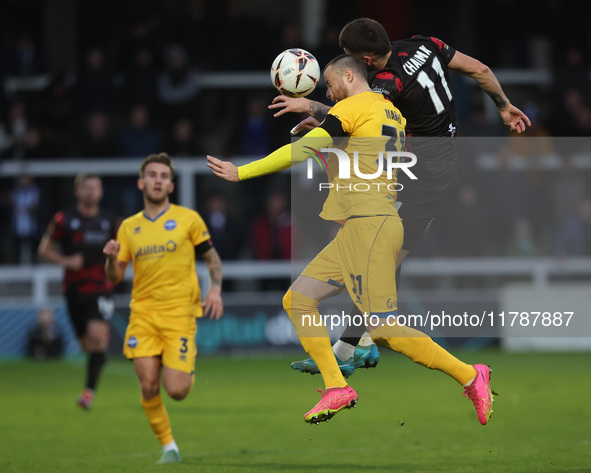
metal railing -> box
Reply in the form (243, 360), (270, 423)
(2, 257), (590, 306)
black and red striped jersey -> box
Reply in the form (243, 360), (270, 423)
(370, 36), (458, 138)
(47, 207), (119, 293)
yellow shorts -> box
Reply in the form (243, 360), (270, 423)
(123, 310), (197, 374)
(301, 215), (403, 315)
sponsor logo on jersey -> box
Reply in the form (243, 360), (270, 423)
(402, 45), (433, 76)
(134, 226), (141, 234)
(83, 230), (109, 244)
(164, 219), (177, 231)
(134, 240), (177, 258)
(127, 336), (138, 348)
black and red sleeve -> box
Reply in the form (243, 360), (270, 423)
(48, 211), (66, 240)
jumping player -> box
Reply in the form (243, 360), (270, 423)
(208, 55), (493, 426)
(271, 19), (527, 418)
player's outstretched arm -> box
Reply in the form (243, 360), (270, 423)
(103, 239), (127, 285)
(201, 247), (223, 319)
(206, 156), (239, 182)
(269, 95), (331, 121)
(448, 51), (531, 133)
(208, 126), (334, 181)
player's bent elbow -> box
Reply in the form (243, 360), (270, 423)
(473, 61), (491, 79)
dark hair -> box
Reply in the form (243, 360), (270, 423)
(74, 173), (101, 189)
(324, 54), (369, 83)
(139, 152), (176, 179)
(339, 18), (391, 57)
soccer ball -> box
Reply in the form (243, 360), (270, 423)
(270, 48), (321, 98)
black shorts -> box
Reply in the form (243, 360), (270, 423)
(65, 288), (114, 338)
(397, 140), (460, 251)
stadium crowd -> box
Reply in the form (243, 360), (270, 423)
(0, 0), (590, 265)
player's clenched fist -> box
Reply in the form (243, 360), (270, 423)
(103, 239), (120, 259)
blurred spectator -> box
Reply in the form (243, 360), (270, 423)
(482, 146), (530, 253)
(550, 155), (588, 225)
(168, 0), (214, 68)
(204, 194), (242, 260)
(438, 186), (492, 257)
(123, 47), (159, 112)
(553, 198), (591, 257)
(550, 89), (591, 137)
(118, 104), (162, 157)
(314, 25), (344, 68)
(167, 118), (201, 157)
(27, 307), (63, 359)
(552, 46), (590, 103)
(76, 47), (118, 114)
(1, 32), (45, 76)
(506, 218), (538, 257)
(77, 112), (117, 158)
(242, 96), (269, 155)
(250, 191), (294, 260)
(5, 101), (29, 159)
(157, 44), (201, 122)
(32, 75), (76, 157)
(11, 173), (40, 264)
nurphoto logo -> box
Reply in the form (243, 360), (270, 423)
(304, 147), (418, 191)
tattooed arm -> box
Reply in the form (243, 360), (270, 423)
(448, 51), (531, 133)
(201, 247), (223, 319)
(268, 96), (331, 122)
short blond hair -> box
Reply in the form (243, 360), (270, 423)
(139, 152), (176, 179)
(74, 173), (101, 190)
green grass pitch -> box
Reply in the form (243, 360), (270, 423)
(1, 349), (590, 473)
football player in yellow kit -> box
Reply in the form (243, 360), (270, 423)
(104, 152), (223, 463)
(208, 55), (491, 426)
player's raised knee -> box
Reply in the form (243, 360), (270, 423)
(166, 384), (191, 401)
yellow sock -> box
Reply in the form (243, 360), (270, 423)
(371, 324), (476, 385)
(141, 394), (174, 446)
(283, 290), (347, 389)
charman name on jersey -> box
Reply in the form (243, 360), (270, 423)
(402, 45), (432, 75)
(134, 240), (177, 258)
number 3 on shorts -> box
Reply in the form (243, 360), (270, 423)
(179, 337), (188, 354)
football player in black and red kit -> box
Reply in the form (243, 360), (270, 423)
(270, 18), (530, 398)
(38, 174), (120, 409)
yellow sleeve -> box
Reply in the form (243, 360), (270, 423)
(190, 211), (211, 246)
(237, 126), (334, 181)
(117, 222), (132, 263)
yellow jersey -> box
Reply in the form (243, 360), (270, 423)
(320, 90), (406, 221)
(116, 203), (211, 316)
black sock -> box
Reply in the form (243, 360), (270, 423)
(86, 352), (106, 391)
(340, 304), (367, 346)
